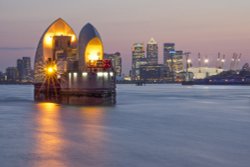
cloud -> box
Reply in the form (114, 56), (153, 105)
(0, 47), (35, 51)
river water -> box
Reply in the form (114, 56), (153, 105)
(0, 84), (250, 167)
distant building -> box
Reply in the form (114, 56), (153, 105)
(163, 43), (175, 67)
(17, 59), (24, 81)
(163, 43), (185, 82)
(147, 38), (158, 65)
(6, 67), (18, 82)
(22, 57), (32, 81)
(132, 43), (147, 80)
(188, 67), (224, 79)
(172, 51), (184, 73)
(0, 71), (5, 81)
(172, 50), (184, 82)
(140, 64), (168, 82)
(16, 57), (32, 82)
(104, 52), (122, 77)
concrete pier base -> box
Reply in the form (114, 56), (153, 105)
(60, 89), (116, 105)
(34, 82), (61, 103)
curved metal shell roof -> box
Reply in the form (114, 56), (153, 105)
(78, 23), (103, 69)
(34, 18), (77, 83)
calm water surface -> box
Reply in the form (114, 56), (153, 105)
(0, 84), (250, 167)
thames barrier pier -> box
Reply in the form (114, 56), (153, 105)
(34, 18), (116, 105)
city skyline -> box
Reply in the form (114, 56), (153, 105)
(1, 0), (250, 74)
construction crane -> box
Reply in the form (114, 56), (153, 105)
(216, 52), (221, 73)
(216, 52), (221, 69)
(198, 53), (202, 73)
(229, 53), (236, 70)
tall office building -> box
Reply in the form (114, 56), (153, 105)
(163, 43), (175, 67)
(22, 57), (32, 81)
(17, 59), (24, 81)
(104, 52), (122, 77)
(132, 43), (147, 80)
(16, 57), (32, 82)
(147, 38), (158, 65)
(172, 51), (184, 73)
(172, 51), (184, 82)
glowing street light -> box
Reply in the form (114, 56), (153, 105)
(204, 58), (209, 64)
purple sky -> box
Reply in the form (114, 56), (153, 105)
(0, 0), (250, 74)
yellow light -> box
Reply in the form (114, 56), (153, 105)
(45, 35), (53, 45)
(47, 67), (54, 74)
(71, 35), (76, 42)
(88, 52), (99, 61)
(46, 65), (57, 75)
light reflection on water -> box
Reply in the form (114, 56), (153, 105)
(33, 103), (107, 167)
(34, 103), (65, 167)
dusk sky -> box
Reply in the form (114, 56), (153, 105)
(0, 0), (250, 74)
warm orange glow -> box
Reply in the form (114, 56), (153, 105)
(34, 102), (65, 167)
(89, 51), (100, 61)
(38, 102), (59, 112)
(45, 63), (57, 75)
(70, 35), (76, 42)
(48, 67), (54, 73)
(85, 37), (103, 65)
(44, 34), (53, 46)
(44, 33), (76, 46)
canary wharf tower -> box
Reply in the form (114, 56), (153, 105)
(147, 38), (158, 65)
(34, 18), (116, 105)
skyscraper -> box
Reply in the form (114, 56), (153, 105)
(147, 38), (158, 65)
(163, 43), (175, 67)
(172, 51), (184, 73)
(16, 57), (32, 82)
(17, 59), (24, 81)
(22, 57), (32, 81)
(163, 43), (176, 81)
(131, 43), (147, 80)
(104, 52), (122, 77)
(172, 51), (184, 82)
